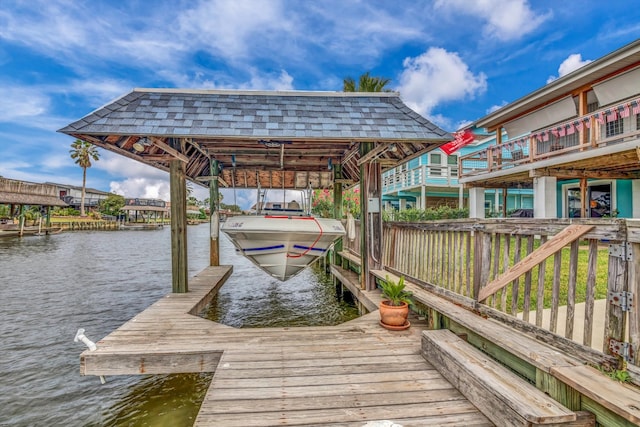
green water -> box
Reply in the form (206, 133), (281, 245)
(0, 224), (358, 427)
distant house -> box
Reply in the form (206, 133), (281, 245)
(382, 132), (533, 216)
(459, 39), (640, 219)
(46, 182), (111, 212)
(123, 198), (168, 222)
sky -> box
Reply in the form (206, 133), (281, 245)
(1, 0), (639, 209)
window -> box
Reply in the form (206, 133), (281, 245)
(447, 155), (458, 176)
(605, 117), (624, 137)
(636, 113), (640, 130)
(429, 153), (443, 176)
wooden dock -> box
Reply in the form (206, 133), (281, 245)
(81, 266), (492, 426)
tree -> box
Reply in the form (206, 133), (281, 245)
(343, 72), (392, 92)
(99, 193), (125, 217)
(69, 139), (100, 216)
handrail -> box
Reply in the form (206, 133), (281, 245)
(460, 96), (640, 177)
(342, 218), (638, 371)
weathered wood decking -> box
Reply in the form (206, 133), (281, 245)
(81, 266), (492, 426)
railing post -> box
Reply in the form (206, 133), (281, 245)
(604, 239), (628, 358)
(630, 241), (640, 366)
(472, 225), (491, 301)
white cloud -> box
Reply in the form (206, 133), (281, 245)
(67, 79), (133, 106)
(97, 153), (170, 199)
(396, 47), (487, 119)
(546, 53), (592, 83)
(239, 70), (295, 91)
(487, 101), (508, 114)
(110, 178), (170, 200)
(177, 0), (289, 61)
(0, 86), (49, 121)
(434, 0), (550, 41)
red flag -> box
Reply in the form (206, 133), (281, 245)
(440, 129), (475, 155)
(595, 112), (605, 125)
(633, 100), (640, 115)
(607, 109), (618, 122)
(576, 121), (583, 132)
(620, 104), (630, 118)
(542, 131), (549, 142)
(566, 123), (575, 135)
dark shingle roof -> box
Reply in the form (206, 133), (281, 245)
(59, 89), (452, 188)
(60, 89), (450, 142)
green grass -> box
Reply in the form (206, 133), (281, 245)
(487, 237), (609, 313)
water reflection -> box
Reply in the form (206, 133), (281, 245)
(0, 224), (357, 426)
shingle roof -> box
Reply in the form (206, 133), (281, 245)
(0, 179), (67, 206)
(60, 89), (450, 142)
(59, 89), (451, 188)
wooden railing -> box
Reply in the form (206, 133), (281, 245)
(460, 97), (640, 177)
(345, 218), (639, 368)
(382, 164), (459, 193)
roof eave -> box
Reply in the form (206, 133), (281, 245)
(476, 39), (640, 130)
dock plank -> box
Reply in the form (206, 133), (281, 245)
(80, 265), (492, 426)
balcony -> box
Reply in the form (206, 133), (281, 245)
(383, 164), (459, 194)
(460, 99), (640, 183)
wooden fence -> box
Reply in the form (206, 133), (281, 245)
(343, 218), (639, 368)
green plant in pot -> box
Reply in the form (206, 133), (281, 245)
(379, 275), (413, 330)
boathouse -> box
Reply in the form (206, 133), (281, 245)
(0, 177), (67, 236)
(60, 88), (640, 425)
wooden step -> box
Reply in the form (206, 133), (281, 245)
(422, 329), (594, 427)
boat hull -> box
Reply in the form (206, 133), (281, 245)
(221, 215), (345, 281)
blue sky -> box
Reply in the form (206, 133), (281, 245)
(1, 0), (639, 208)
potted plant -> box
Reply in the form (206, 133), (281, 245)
(379, 275), (413, 330)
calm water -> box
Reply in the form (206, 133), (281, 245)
(0, 224), (358, 426)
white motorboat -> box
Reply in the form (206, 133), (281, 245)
(221, 213), (345, 281)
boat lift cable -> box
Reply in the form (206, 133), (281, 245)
(286, 216), (324, 259)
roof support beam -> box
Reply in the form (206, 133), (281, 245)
(149, 137), (189, 163)
(530, 168), (640, 180)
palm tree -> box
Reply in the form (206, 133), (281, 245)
(343, 72), (392, 92)
(69, 139), (100, 216)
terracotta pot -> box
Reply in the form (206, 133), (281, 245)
(379, 300), (409, 327)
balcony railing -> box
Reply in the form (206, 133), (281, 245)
(383, 164), (459, 193)
(460, 97), (640, 178)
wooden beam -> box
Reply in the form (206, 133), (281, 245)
(357, 143), (388, 165)
(140, 154), (173, 162)
(530, 168), (640, 180)
(170, 159), (189, 293)
(580, 178), (587, 218)
(478, 225), (594, 302)
(209, 158), (220, 267)
(149, 136), (189, 163)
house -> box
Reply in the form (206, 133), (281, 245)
(46, 182), (111, 212)
(459, 39), (640, 219)
(382, 131), (534, 215)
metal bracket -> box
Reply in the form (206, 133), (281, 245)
(608, 242), (633, 261)
(608, 338), (635, 363)
(608, 291), (634, 311)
